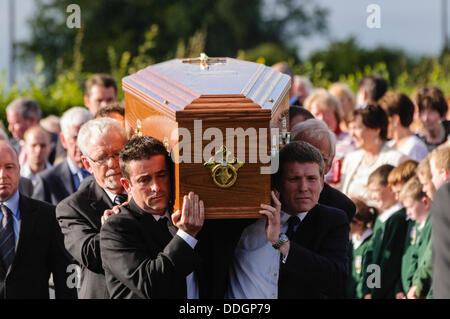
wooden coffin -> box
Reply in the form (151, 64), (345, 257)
(122, 55), (290, 219)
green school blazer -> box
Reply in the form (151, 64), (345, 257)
(399, 219), (420, 293)
(362, 207), (407, 299)
(347, 231), (373, 299)
(412, 214), (432, 297)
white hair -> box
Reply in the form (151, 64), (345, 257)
(6, 97), (42, 120)
(290, 118), (336, 166)
(294, 75), (314, 96)
(77, 117), (127, 156)
(60, 107), (93, 139)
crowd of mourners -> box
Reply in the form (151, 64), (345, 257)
(0, 62), (449, 299)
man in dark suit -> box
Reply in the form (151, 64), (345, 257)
(56, 118), (127, 299)
(100, 136), (206, 299)
(0, 141), (75, 299)
(429, 145), (450, 298)
(291, 118), (356, 220)
(33, 107), (93, 205)
(432, 182), (450, 298)
(226, 141), (349, 298)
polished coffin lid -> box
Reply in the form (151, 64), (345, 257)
(122, 56), (290, 118)
(122, 56), (290, 219)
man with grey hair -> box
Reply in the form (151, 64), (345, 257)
(56, 117), (127, 299)
(6, 98), (42, 165)
(33, 107), (93, 205)
(291, 119), (355, 221)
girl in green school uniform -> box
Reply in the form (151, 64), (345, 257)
(346, 197), (378, 299)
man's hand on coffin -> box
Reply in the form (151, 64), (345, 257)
(171, 191), (205, 238)
(259, 191), (282, 244)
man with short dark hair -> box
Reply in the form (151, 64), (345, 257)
(94, 102), (125, 128)
(226, 141), (349, 298)
(84, 74), (117, 115)
(291, 119), (356, 220)
(100, 136), (205, 299)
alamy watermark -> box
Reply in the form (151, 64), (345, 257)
(66, 4), (81, 29)
(367, 4), (381, 29)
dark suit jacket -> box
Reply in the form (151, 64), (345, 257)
(432, 182), (450, 298)
(0, 194), (76, 299)
(278, 204), (349, 298)
(100, 199), (201, 299)
(19, 177), (34, 197)
(56, 176), (112, 299)
(319, 183), (356, 221)
(33, 160), (76, 206)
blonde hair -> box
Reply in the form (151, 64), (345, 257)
(429, 145), (450, 171)
(399, 176), (427, 202)
(329, 83), (355, 108)
(304, 88), (344, 124)
(416, 154), (432, 181)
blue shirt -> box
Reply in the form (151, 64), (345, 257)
(226, 210), (307, 299)
(0, 190), (21, 245)
(66, 157), (90, 190)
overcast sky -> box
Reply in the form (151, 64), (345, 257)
(0, 0), (448, 85)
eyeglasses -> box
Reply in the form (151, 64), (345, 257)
(86, 151), (121, 166)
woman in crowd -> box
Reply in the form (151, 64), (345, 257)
(303, 88), (351, 184)
(414, 86), (450, 152)
(379, 92), (428, 162)
(341, 105), (407, 203)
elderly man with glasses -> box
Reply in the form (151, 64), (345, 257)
(56, 118), (128, 299)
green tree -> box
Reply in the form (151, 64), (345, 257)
(19, 0), (328, 78)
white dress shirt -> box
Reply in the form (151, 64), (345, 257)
(226, 210), (307, 299)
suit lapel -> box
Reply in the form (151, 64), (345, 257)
(60, 160), (76, 194)
(291, 205), (320, 247)
(8, 195), (38, 276)
(88, 180), (113, 230)
(128, 199), (172, 250)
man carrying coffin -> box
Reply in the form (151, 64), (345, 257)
(100, 136), (206, 299)
(226, 141), (349, 298)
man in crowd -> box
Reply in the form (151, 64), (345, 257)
(0, 141), (75, 299)
(94, 102), (125, 128)
(56, 118), (127, 298)
(84, 74), (117, 115)
(272, 62), (299, 106)
(100, 136), (205, 298)
(20, 126), (52, 186)
(226, 141), (349, 298)
(33, 107), (93, 205)
(290, 119), (356, 220)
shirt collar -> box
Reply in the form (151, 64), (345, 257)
(280, 210), (308, 226)
(352, 228), (373, 250)
(0, 190), (20, 218)
(103, 188), (127, 204)
(66, 157), (83, 175)
(378, 202), (403, 223)
(151, 210), (171, 222)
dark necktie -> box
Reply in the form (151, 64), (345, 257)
(158, 217), (174, 241)
(286, 215), (301, 239)
(0, 205), (15, 271)
(114, 194), (128, 205)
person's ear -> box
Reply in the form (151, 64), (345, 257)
(392, 114), (401, 127)
(59, 132), (67, 150)
(120, 177), (131, 194)
(81, 156), (93, 174)
(422, 195), (432, 211)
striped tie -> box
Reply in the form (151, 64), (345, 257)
(0, 204), (15, 271)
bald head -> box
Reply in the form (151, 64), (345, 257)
(0, 141), (20, 201)
(23, 126), (52, 173)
